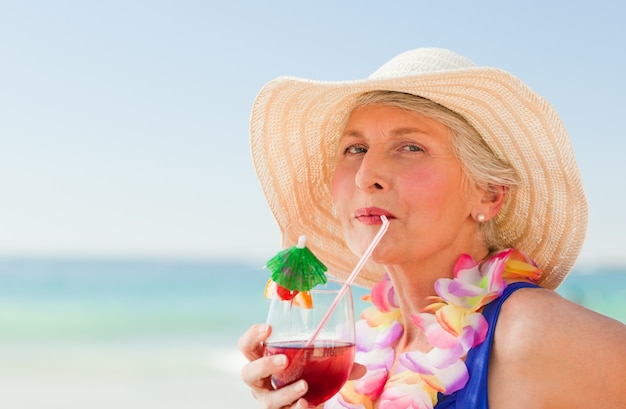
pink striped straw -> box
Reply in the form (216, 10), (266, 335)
(306, 215), (390, 346)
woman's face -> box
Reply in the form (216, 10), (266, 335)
(331, 105), (481, 266)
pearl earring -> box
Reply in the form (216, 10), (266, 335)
(476, 214), (486, 223)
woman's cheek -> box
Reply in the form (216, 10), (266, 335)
(330, 167), (350, 206)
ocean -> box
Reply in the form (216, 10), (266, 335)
(1, 259), (624, 408)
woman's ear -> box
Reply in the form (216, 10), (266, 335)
(474, 185), (508, 222)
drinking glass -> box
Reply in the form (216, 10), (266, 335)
(263, 278), (355, 407)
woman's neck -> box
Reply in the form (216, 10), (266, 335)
(384, 246), (490, 352)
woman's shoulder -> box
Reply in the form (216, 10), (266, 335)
(489, 286), (565, 369)
(496, 284), (623, 343)
(488, 284), (626, 408)
(494, 284), (625, 362)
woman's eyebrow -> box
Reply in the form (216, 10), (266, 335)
(339, 130), (364, 140)
(391, 127), (430, 136)
(340, 127), (429, 138)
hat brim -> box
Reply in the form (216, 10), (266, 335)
(250, 65), (587, 290)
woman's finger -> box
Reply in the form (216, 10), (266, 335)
(241, 354), (287, 390)
(238, 323), (271, 361)
(255, 380), (309, 409)
(348, 362), (366, 380)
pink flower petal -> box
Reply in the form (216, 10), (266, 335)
(425, 320), (459, 349)
(426, 345), (464, 368)
(436, 359), (469, 394)
(399, 350), (435, 376)
(462, 312), (488, 348)
(410, 312), (436, 332)
(370, 276), (397, 311)
(411, 312), (437, 332)
(412, 312), (460, 349)
(355, 320), (377, 351)
(436, 304), (464, 337)
(356, 347), (395, 371)
(452, 254), (478, 278)
(323, 394), (366, 409)
(353, 367), (388, 398)
(434, 279), (485, 309)
(375, 320), (403, 348)
(379, 383), (433, 409)
(447, 279), (484, 298)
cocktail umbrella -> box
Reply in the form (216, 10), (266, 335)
(264, 236), (327, 307)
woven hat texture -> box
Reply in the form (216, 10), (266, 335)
(250, 48), (588, 290)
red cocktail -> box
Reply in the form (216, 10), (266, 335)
(264, 340), (355, 406)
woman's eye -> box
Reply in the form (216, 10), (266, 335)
(344, 145), (367, 155)
(403, 144), (423, 152)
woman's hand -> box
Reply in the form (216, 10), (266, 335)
(238, 323), (309, 409)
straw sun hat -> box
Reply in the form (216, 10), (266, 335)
(250, 47), (588, 290)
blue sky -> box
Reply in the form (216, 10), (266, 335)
(1, 1), (625, 269)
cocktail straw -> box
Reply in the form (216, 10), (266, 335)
(306, 215), (390, 346)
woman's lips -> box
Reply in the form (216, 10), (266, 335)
(354, 207), (395, 225)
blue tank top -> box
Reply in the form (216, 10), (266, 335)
(435, 281), (540, 409)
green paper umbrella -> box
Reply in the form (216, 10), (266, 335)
(266, 236), (327, 292)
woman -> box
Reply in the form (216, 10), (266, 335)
(239, 48), (626, 408)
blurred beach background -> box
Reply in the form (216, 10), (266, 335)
(0, 259), (624, 409)
(2, 1), (626, 408)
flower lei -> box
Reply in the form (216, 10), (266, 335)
(324, 248), (542, 409)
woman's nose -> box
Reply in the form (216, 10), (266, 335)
(355, 152), (387, 192)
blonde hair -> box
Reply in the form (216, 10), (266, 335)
(348, 90), (520, 251)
